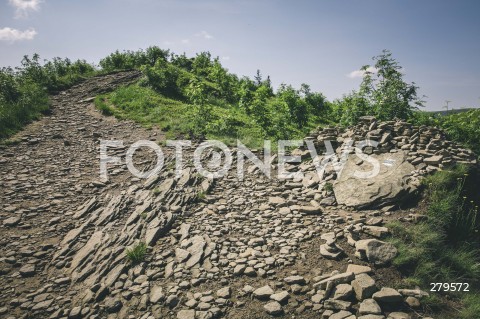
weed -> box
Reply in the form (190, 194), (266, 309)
(324, 182), (334, 192)
(125, 242), (147, 265)
(197, 191), (206, 201)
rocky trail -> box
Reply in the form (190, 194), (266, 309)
(0, 72), (477, 319)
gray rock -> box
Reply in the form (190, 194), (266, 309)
(372, 287), (403, 303)
(32, 299), (53, 311)
(387, 312), (411, 319)
(269, 196), (285, 205)
(186, 235), (206, 268)
(233, 264), (246, 275)
(284, 275), (306, 285)
(314, 272), (355, 289)
(397, 288), (429, 298)
(197, 302), (211, 310)
(355, 239), (397, 265)
(145, 212), (174, 246)
(253, 285), (274, 300)
(175, 248), (191, 263)
(177, 309), (195, 319)
(358, 315), (385, 319)
(3, 216), (21, 227)
(363, 226), (390, 238)
(216, 286), (231, 299)
(270, 291), (289, 303)
(352, 273), (377, 300)
(320, 243), (344, 260)
(150, 285), (165, 303)
(405, 296), (420, 308)
(298, 206), (323, 215)
(334, 151), (416, 208)
(346, 264), (372, 275)
(424, 155), (443, 165)
(359, 299), (382, 315)
(68, 306), (82, 319)
(264, 301), (283, 315)
(324, 299), (352, 310)
(104, 297), (123, 313)
(19, 264), (35, 277)
(329, 310), (356, 319)
(333, 284), (353, 300)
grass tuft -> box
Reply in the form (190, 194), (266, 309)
(125, 242), (147, 265)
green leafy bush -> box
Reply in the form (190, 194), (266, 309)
(20, 54), (95, 92)
(0, 69), (48, 138)
(99, 46), (170, 72)
(332, 50), (424, 125)
(0, 54), (96, 138)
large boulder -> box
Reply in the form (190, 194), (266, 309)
(334, 151), (416, 209)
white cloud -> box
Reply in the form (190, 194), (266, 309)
(222, 56), (230, 61)
(0, 27), (37, 42)
(196, 30), (213, 40)
(181, 39), (190, 44)
(8, 0), (42, 19)
(347, 66), (378, 79)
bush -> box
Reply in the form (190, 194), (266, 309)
(20, 54), (95, 92)
(0, 68), (49, 138)
(0, 54), (96, 139)
(99, 46), (169, 72)
(332, 50), (424, 125)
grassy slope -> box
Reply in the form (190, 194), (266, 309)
(388, 165), (480, 318)
(95, 84), (311, 148)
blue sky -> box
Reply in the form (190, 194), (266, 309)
(1, 0), (479, 111)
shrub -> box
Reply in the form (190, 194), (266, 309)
(0, 68), (49, 138)
(99, 46), (170, 72)
(125, 242), (147, 264)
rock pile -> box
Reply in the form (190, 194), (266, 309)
(301, 116), (477, 208)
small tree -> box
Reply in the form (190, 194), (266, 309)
(335, 50), (425, 125)
(359, 50), (425, 121)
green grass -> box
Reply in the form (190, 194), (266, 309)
(324, 182), (334, 192)
(196, 191), (207, 201)
(94, 84), (284, 147)
(459, 293), (480, 319)
(96, 85), (194, 134)
(388, 165), (480, 318)
(125, 242), (147, 265)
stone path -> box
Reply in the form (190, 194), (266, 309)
(2, 73), (475, 319)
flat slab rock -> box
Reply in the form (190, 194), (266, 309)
(334, 151), (416, 209)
